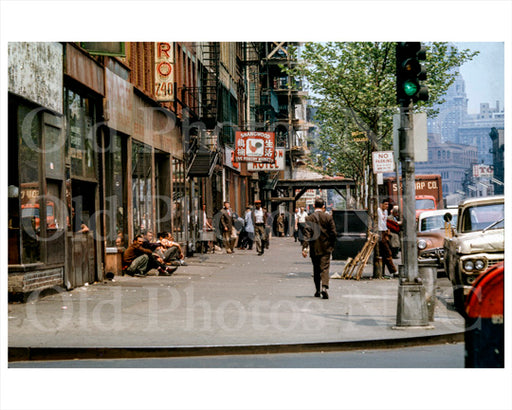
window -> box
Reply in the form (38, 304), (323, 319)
(172, 158), (185, 241)
(132, 141), (153, 237)
(105, 133), (128, 246)
(66, 89), (97, 179)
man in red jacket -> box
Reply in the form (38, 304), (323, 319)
(302, 197), (337, 299)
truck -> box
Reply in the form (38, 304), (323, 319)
(379, 174), (443, 218)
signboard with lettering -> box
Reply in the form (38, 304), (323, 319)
(372, 151), (395, 173)
(224, 147), (240, 171)
(234, 131), (275, 163)
(248, 148), (285, 171)
(473, 164), (494, 178)
(155, 42), (174, 101)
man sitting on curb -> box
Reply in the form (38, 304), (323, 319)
(154, 232), (187, 267)
(123, 235), (175, 276)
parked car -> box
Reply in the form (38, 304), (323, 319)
(443, 196), (504, 312)
(416, 209), (458, 268)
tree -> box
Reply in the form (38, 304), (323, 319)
(285, 42), (478, 277)
(288, 42), (477, 199)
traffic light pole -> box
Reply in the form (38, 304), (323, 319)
(395, 102), (430, 328)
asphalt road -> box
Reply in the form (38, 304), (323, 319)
(9, 342), (464, 368)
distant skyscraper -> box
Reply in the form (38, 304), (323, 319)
(427, 72), (468, 143)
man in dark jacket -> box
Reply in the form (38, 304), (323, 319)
(302, 197), (337, 299)
(220, 201), (234, 254)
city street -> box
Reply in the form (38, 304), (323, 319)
(9, 236), (464, 361)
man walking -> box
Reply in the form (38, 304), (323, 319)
(296, 207), (308, 244)
(251, 200), (267, 256)
(220, 201), (235, 254)
(302, 198), (337, 299)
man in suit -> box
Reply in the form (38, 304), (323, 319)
(220, 201), (235, 254)
(302, 197), (337, 299)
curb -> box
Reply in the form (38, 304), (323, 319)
(9, 332), (464, 363)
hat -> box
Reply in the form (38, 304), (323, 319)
(254, 199), (261, 204)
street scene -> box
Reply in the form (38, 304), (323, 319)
(2, 1), (510, 410)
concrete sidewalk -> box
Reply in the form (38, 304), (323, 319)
(8, 237), (465, 360)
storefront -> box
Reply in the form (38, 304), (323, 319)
(8, 42), (68, 293)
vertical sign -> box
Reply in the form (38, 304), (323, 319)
(155, 42), (174, 101)
(234, 131), (275, 163)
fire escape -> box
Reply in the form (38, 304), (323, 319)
(186, 42), (220, 178)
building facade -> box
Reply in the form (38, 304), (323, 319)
(7, 41), (312, 294)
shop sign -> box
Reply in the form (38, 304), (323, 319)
(105, 68), (133, 135)
(372, 151), (394, 173)
(248, 148), (285, 171)
(154, 42), (174, 101)
(224, 147), (240, 171)
(473, 164), (494, 178)
(8, 42), (63, 114)
(234, 131), (275, 163)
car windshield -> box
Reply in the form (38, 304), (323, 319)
(416, 198), (435, 210)
(460, 203), (504, 233)
(420, 214), (457, 232)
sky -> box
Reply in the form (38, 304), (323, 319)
(454, 42), (504, 114)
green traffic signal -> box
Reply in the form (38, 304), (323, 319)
(395, 42), (429, 105)
(403, 80), (418, 96)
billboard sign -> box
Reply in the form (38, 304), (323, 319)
(248, 148), (285, 171)
(473, 164), (494, 178)
(234, 131), (275, 163)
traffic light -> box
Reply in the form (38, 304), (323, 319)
(396, 42), (429, 105)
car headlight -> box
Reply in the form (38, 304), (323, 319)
(464, 260), (474, 271)
(475, 259), (486, 271)
(417, 239), (427, 250)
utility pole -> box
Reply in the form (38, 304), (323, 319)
(394, 42), (430, 328)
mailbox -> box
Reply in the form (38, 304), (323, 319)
(331, 210), (368, 260)
(464, 262), (504, 368)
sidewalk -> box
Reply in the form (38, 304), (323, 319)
(8, 237), (465, 359)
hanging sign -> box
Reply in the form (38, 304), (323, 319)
(234, 131), (275, 163)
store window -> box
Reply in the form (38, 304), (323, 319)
(18, 103), (43, 264)
(172, 158), (185, 241)
(66, 88), (97, 179)
(132, 141), (153, 236)
(105, 133), (127, 246)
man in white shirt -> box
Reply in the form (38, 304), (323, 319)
(378, 199), (397, 277)
(296, 207), (308, 244)
(251, 200), (267, 256)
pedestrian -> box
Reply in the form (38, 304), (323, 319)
(220, 201), (235, 254)
(200, 203), (214, 253)
(301, 197), (337, 299)
(276, 213), (285, 237)
(387, 206), (402, 259)
(296, 207), (308, 245)
(264, 207), (272, 249)
(241, 206), (254, 250)
(251, 200), (267, 255)
(378, 199), (397, 277)
(293, 208), (300, 242)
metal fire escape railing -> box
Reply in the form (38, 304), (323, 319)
(201, 42), (220, 128)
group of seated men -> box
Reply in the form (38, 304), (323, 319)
(122, 232), (186, 277)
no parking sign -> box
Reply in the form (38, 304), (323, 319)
(372, 151), (395, 173)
